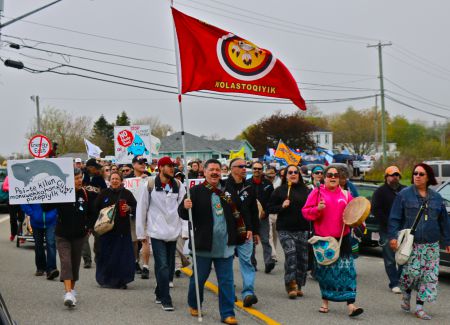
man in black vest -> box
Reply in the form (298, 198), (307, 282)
(372, 166), (406, 294)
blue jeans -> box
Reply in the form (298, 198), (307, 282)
(188, 255), (235, 320)
(151, 238), (176, 305)
(380, 231), (402, 288)
(236, 238), (255, 299)
(32, 226), (57, 273)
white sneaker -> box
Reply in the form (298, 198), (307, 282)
(169, 282), (174, 288)
(71, 290), (78, 304)
(392, 286), (402, 294)
(64, 292), (76, 307)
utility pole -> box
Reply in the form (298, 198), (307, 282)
(368, 41), (392, 164)
(31, 95), (41, 133)
(374, 94), (378, 153)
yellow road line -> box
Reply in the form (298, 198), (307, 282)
(181, 267), (281, 325)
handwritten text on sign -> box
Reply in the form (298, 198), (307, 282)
(7, 158), (75, 204)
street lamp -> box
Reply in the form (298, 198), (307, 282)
(30, 95), (41, 134)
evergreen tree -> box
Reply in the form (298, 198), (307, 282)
(116, 111), (130, 126)
(91, 115), (114, 155)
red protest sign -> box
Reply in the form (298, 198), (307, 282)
(28, 135), (51, 158)
(117, 130), (134, 147)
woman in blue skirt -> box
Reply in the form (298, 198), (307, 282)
(95, 171), (136, 289)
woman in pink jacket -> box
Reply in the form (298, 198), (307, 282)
(302, 166), (363, 317)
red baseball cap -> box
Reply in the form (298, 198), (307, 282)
(158, 156), (175, 169)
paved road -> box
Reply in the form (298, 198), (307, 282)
(1, 213), (450, 324)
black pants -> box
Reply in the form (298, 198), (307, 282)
(9, 203), (24, 236)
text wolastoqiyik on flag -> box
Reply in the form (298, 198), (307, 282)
(171, 7), (306, 110)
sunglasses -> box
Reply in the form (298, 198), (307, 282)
(287, 170), (299, 175)
(122, 169), (131, 172)
(326, 173), (339, 178)
(389, 173), (400, 177)
(253, 167), (263, 171)
(413, 171), (426, 177)
(104, 169), (110, 172)
(232, 164), (246, 169)
(314, 171), (323, 175)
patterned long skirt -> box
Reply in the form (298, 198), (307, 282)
(400, 242), (440, 303)
(315, 256), (357, 302)
(278, 230), (309, 287)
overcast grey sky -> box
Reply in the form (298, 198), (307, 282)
(1, 0), (450, 156)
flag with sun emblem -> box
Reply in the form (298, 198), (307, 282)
(171, 7), (306, 110)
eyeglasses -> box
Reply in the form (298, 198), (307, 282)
(287, 170), (299, 175)
(413, 171), (426, 177)
(326, 173), (339, 178)
(122, 169), (131, 172)
(388, 173), (400, 177)
(232, 164), (246, 169)
(104, 169), (110, 172)
(314, 171), (323, 175)
(253, 167), (263, 171)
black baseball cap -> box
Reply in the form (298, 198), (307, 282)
(86, 158), (102, 169)
(132, 156), (147, 164)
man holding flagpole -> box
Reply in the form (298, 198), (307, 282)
(180, 159), (239, 325)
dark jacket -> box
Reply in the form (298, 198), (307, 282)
(43, 188), (96, 239)
(82, 171), (107, 190)
(21, 204), (58, 229)
(188, 170), (199, 179)
(371, 183), (406, 233)
(224, 176), (259, 235)
(95, 187), (137, 235)
(178, 183), (238, 252)
(388, 186), (450, 246)
(267, 182), (310, 232)
(249, 177), (274, 213)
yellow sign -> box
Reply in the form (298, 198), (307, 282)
(229, 146), (245, 159)
(274, 140), (301, 166)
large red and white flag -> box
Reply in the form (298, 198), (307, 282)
(171, 7), (306, 110)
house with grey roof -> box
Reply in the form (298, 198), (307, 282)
(158, 132), (255, 161)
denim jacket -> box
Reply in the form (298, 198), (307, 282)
(388, 185), (450, 246)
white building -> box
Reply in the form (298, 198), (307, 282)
(310, 129), (333, 151)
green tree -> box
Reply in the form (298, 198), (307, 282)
(91, 115), (114, 155)
(237, 111), (316, 157)
(329, 107), (379, 155)
(26, 107), (92, 154)
(115, 111), (130, 126)
(387, 116), (427, 148)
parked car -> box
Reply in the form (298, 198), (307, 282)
(423, 160), (450, 184)
(435, 181), (450, 266)
(352, 182), (380, 247)
(355, 180), (450, 266)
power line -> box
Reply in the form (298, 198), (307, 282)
(393, 45), (450, 75)
(180, 0), (378, 43)
(2, 34), (176, 66)
(176, 2), (369, 45)
(384, 77), (450, 112)
(3, 34), (377, 79)
(3, 41), (176, 75)
(184, 0), (380, 42)
(385, 95), (449, 119)
(385, 52), (450, 83)
(2, 16), (174, 52)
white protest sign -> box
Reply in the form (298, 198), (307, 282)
(7, 158), (75, 204)
(114, 125), (152, 164)
(123, 176), (148, 199)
